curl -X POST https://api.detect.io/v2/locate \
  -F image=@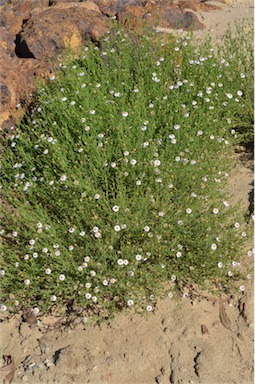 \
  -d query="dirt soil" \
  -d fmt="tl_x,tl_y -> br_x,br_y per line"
0,1 -> 254,383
